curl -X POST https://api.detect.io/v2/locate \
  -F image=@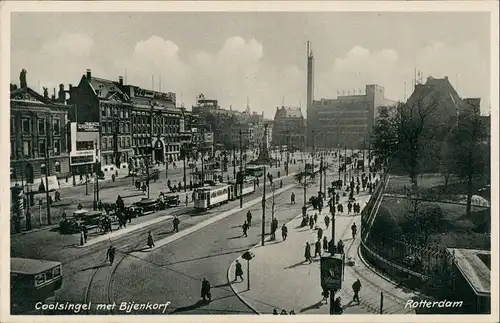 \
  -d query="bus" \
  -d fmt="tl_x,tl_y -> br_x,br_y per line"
11,258 -> 62,313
